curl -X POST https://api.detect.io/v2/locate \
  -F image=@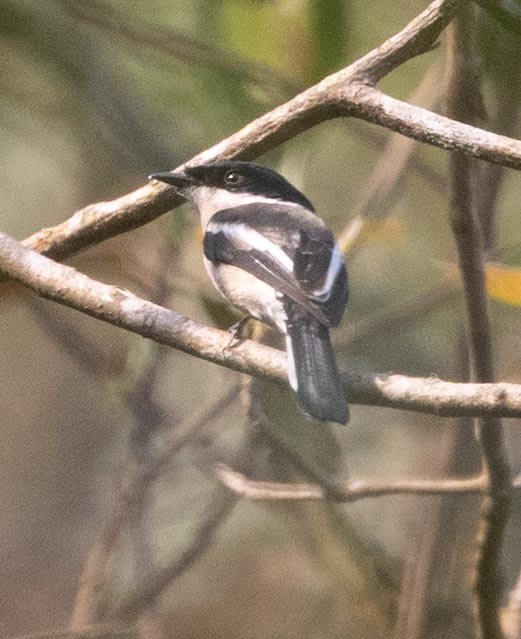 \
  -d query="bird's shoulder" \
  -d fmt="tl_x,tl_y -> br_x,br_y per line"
206,202 -> 331,248
204,202 -> 347,326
